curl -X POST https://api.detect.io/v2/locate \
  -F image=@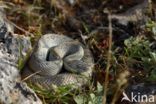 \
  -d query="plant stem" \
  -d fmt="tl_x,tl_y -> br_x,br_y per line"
103,13 -> 112,104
